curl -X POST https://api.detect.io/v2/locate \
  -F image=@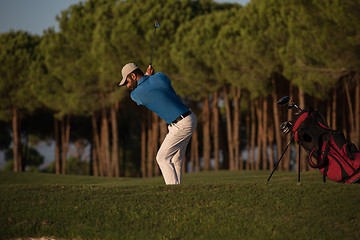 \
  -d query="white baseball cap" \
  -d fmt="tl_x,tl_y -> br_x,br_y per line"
119,63 -> 139,86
